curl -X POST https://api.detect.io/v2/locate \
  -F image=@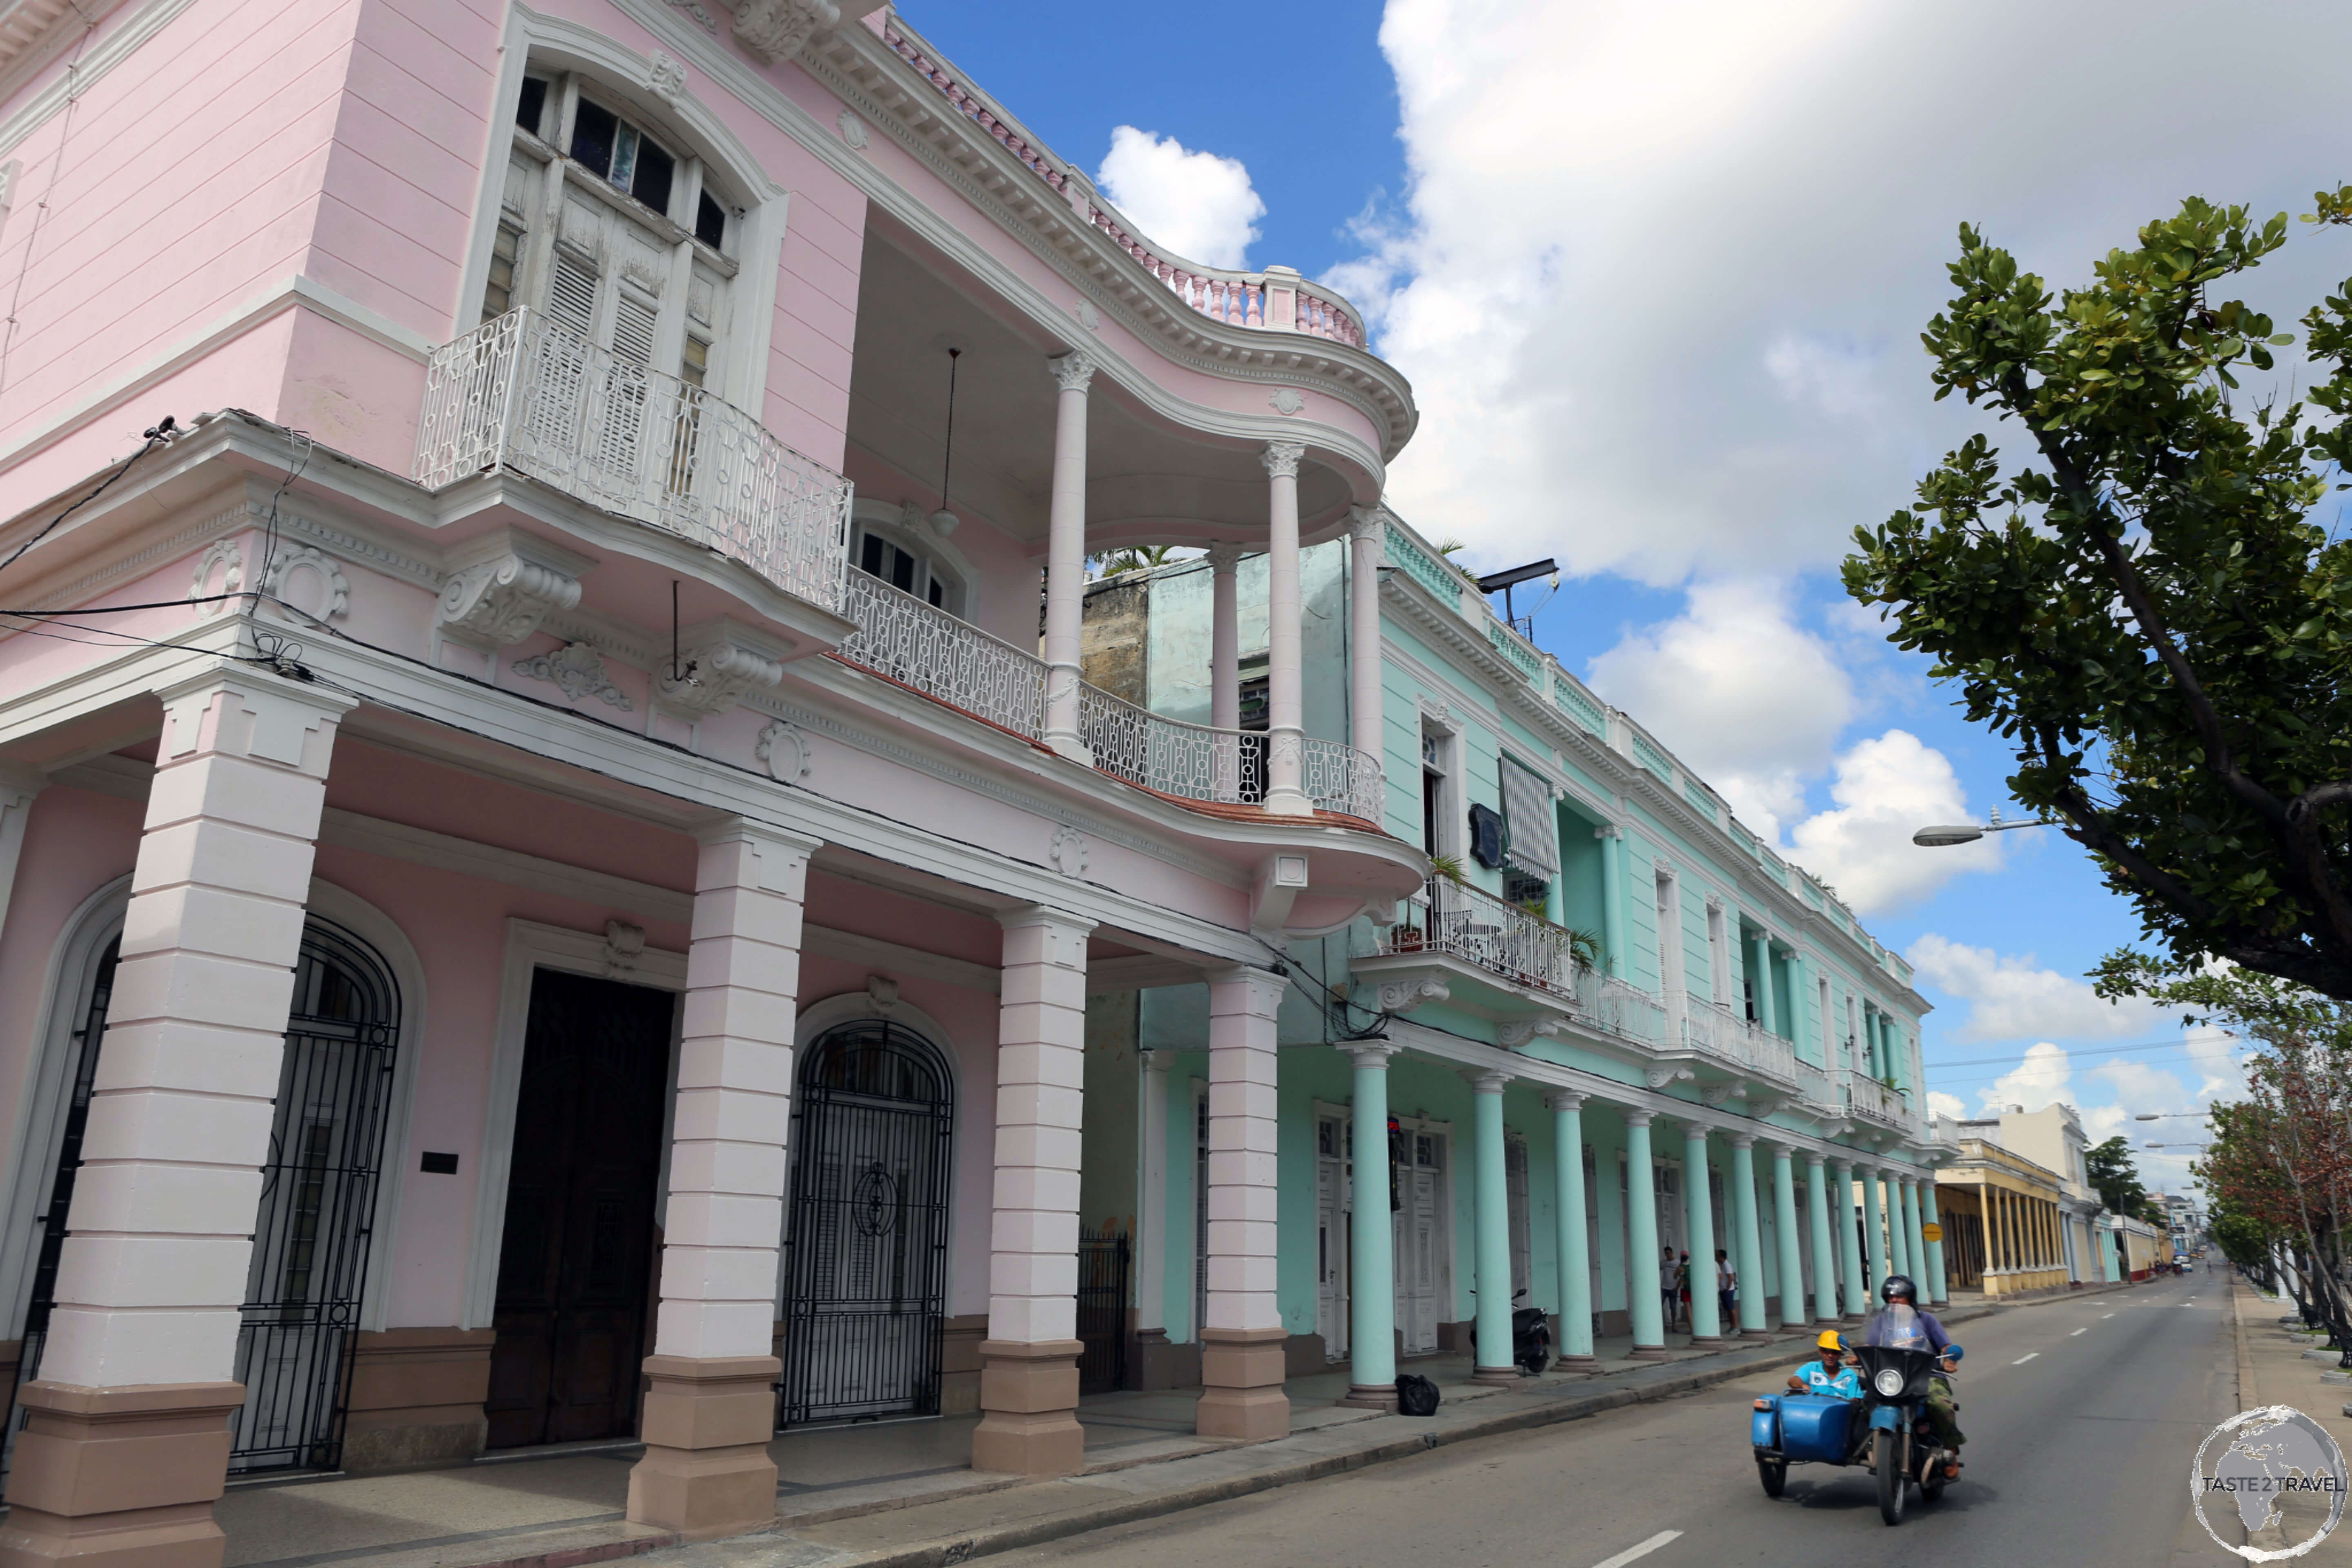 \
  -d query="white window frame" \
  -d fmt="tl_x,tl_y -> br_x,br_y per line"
850,500 -> 977,620
1653,866 -> 1684,999
458,10 -> 789,415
